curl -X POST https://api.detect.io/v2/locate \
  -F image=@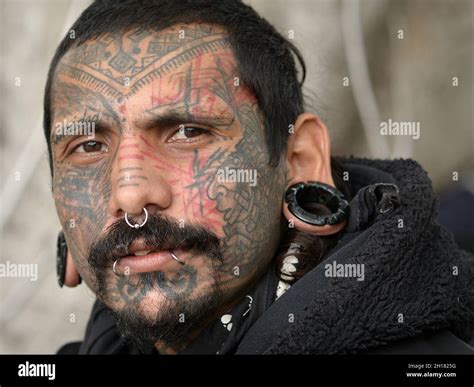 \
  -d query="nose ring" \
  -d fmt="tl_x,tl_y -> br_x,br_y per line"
125,208 -> 149,229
